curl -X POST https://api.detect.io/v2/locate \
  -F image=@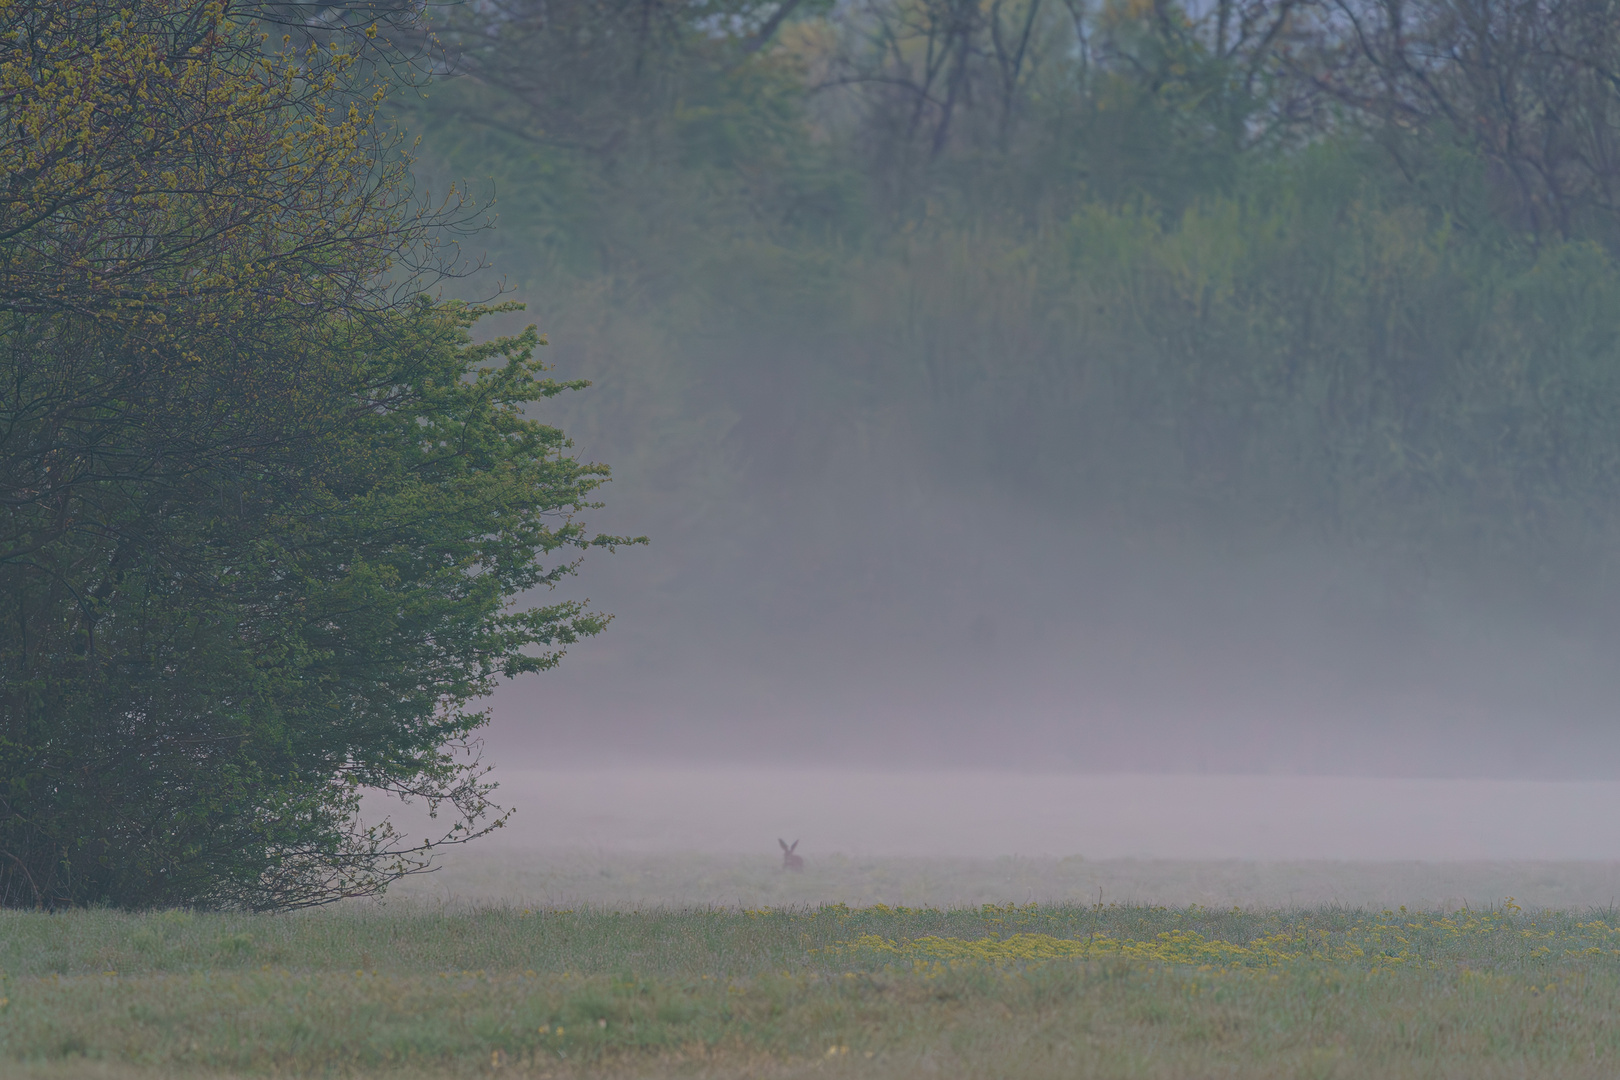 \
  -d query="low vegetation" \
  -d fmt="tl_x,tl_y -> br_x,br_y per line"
6,899 -> 1620,1077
